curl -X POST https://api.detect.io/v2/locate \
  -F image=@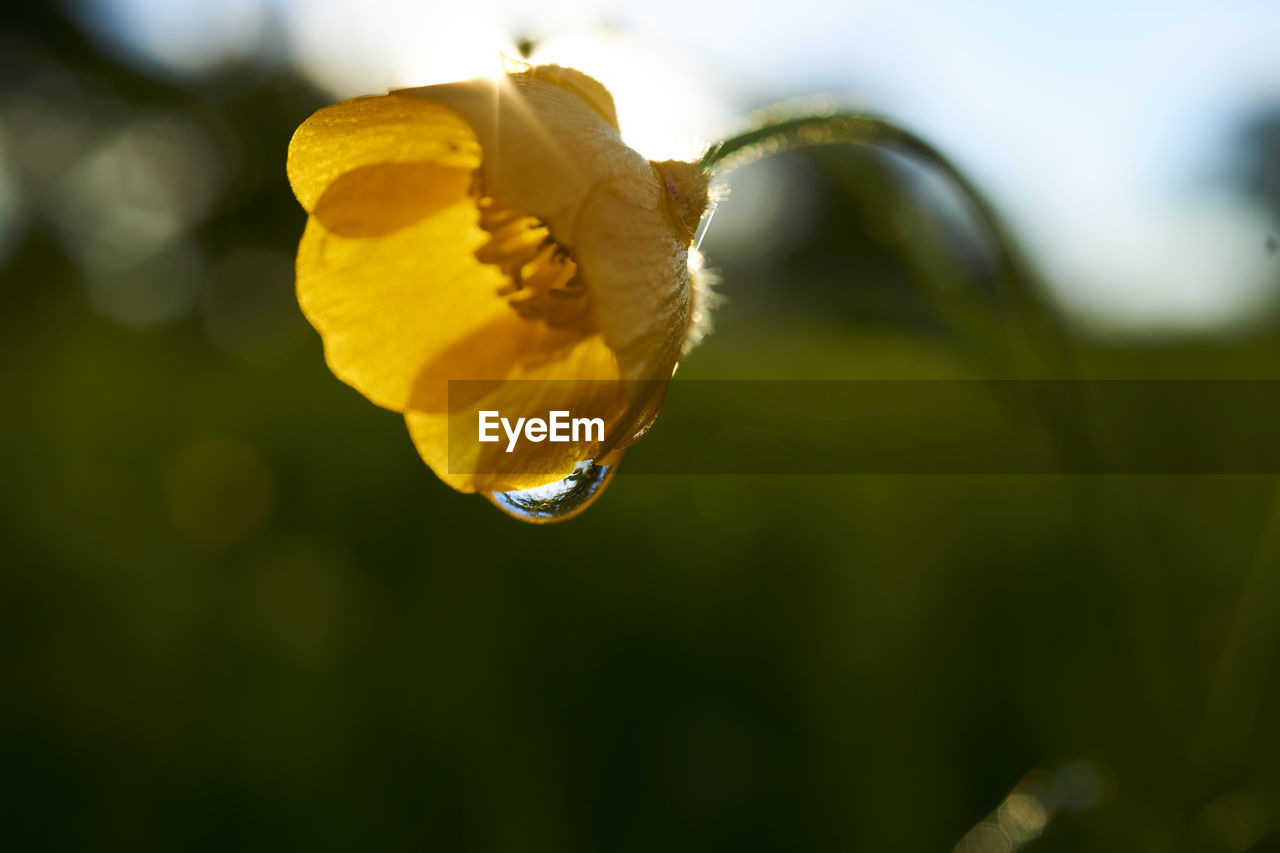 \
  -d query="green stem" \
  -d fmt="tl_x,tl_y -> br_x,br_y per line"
701,112 -> 1074,378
